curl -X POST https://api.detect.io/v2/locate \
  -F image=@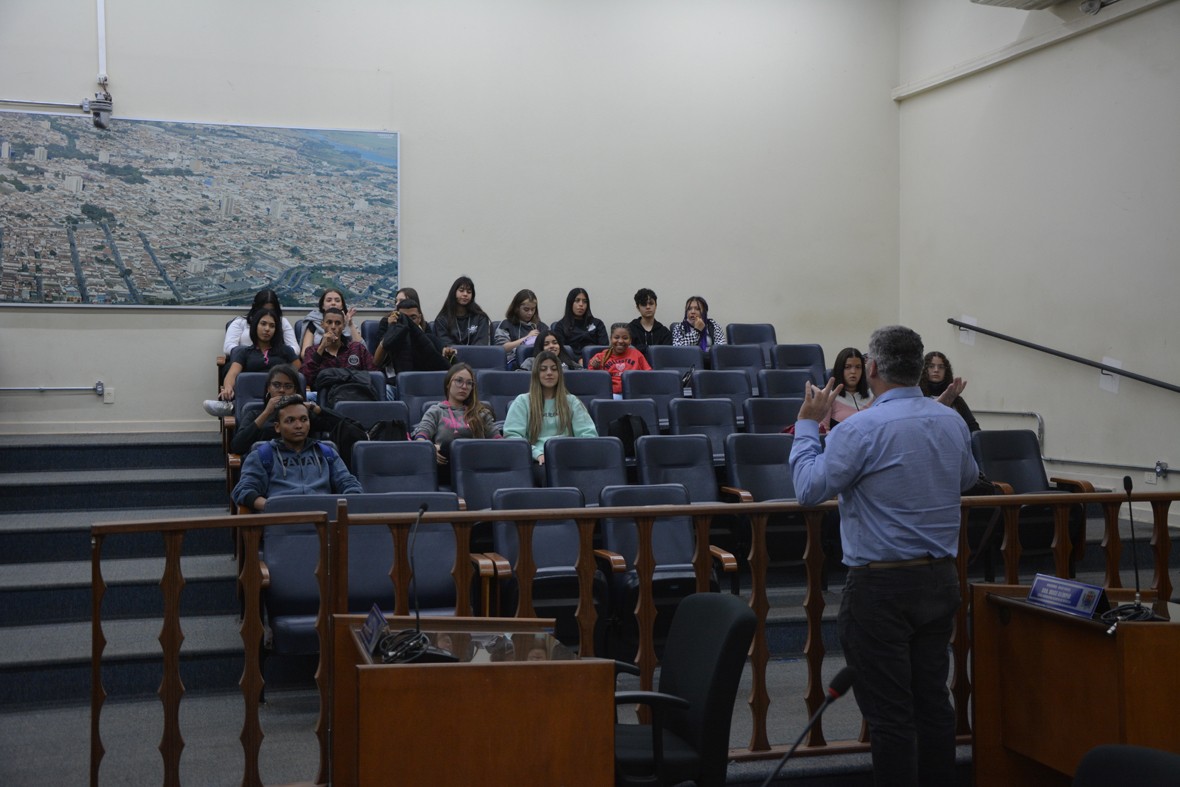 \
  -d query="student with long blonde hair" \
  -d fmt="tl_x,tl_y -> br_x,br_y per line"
503,351 -> 596,465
